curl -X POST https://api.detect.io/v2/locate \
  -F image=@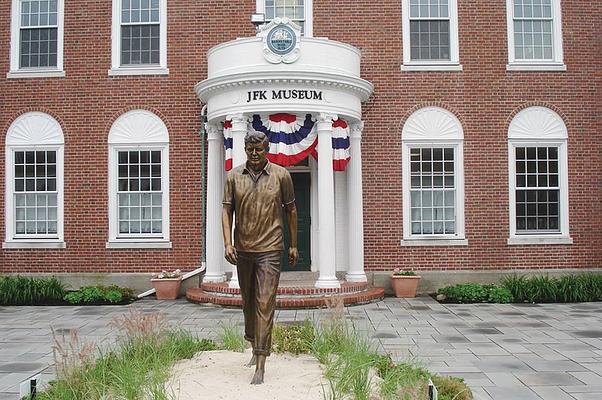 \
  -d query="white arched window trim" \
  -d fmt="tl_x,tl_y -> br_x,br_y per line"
107,110 -> 171,248
507,106 -> 571,245
401,107 -> 467,246
4,112 -> 65,249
